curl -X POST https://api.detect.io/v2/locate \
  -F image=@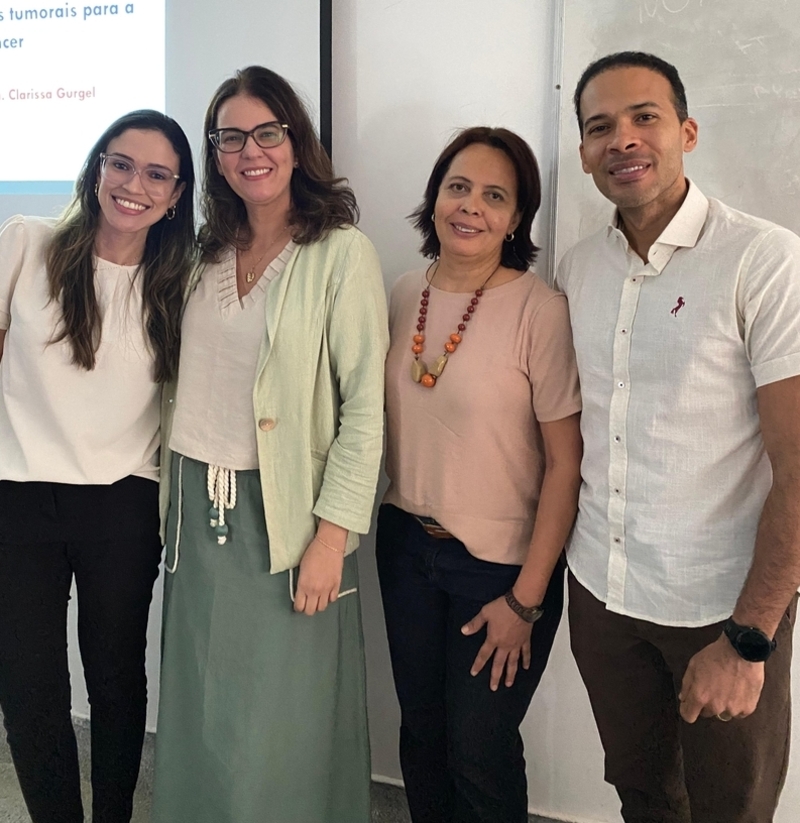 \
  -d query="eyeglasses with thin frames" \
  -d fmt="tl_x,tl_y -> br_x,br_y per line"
208,121 -> 290,153
99,153 -> 180,196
